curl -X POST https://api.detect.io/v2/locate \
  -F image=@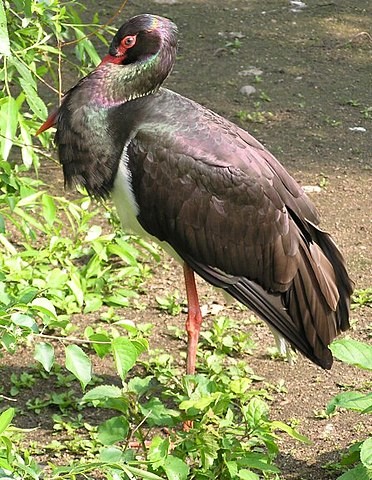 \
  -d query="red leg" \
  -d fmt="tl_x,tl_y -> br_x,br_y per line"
183,263 -> 203,375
